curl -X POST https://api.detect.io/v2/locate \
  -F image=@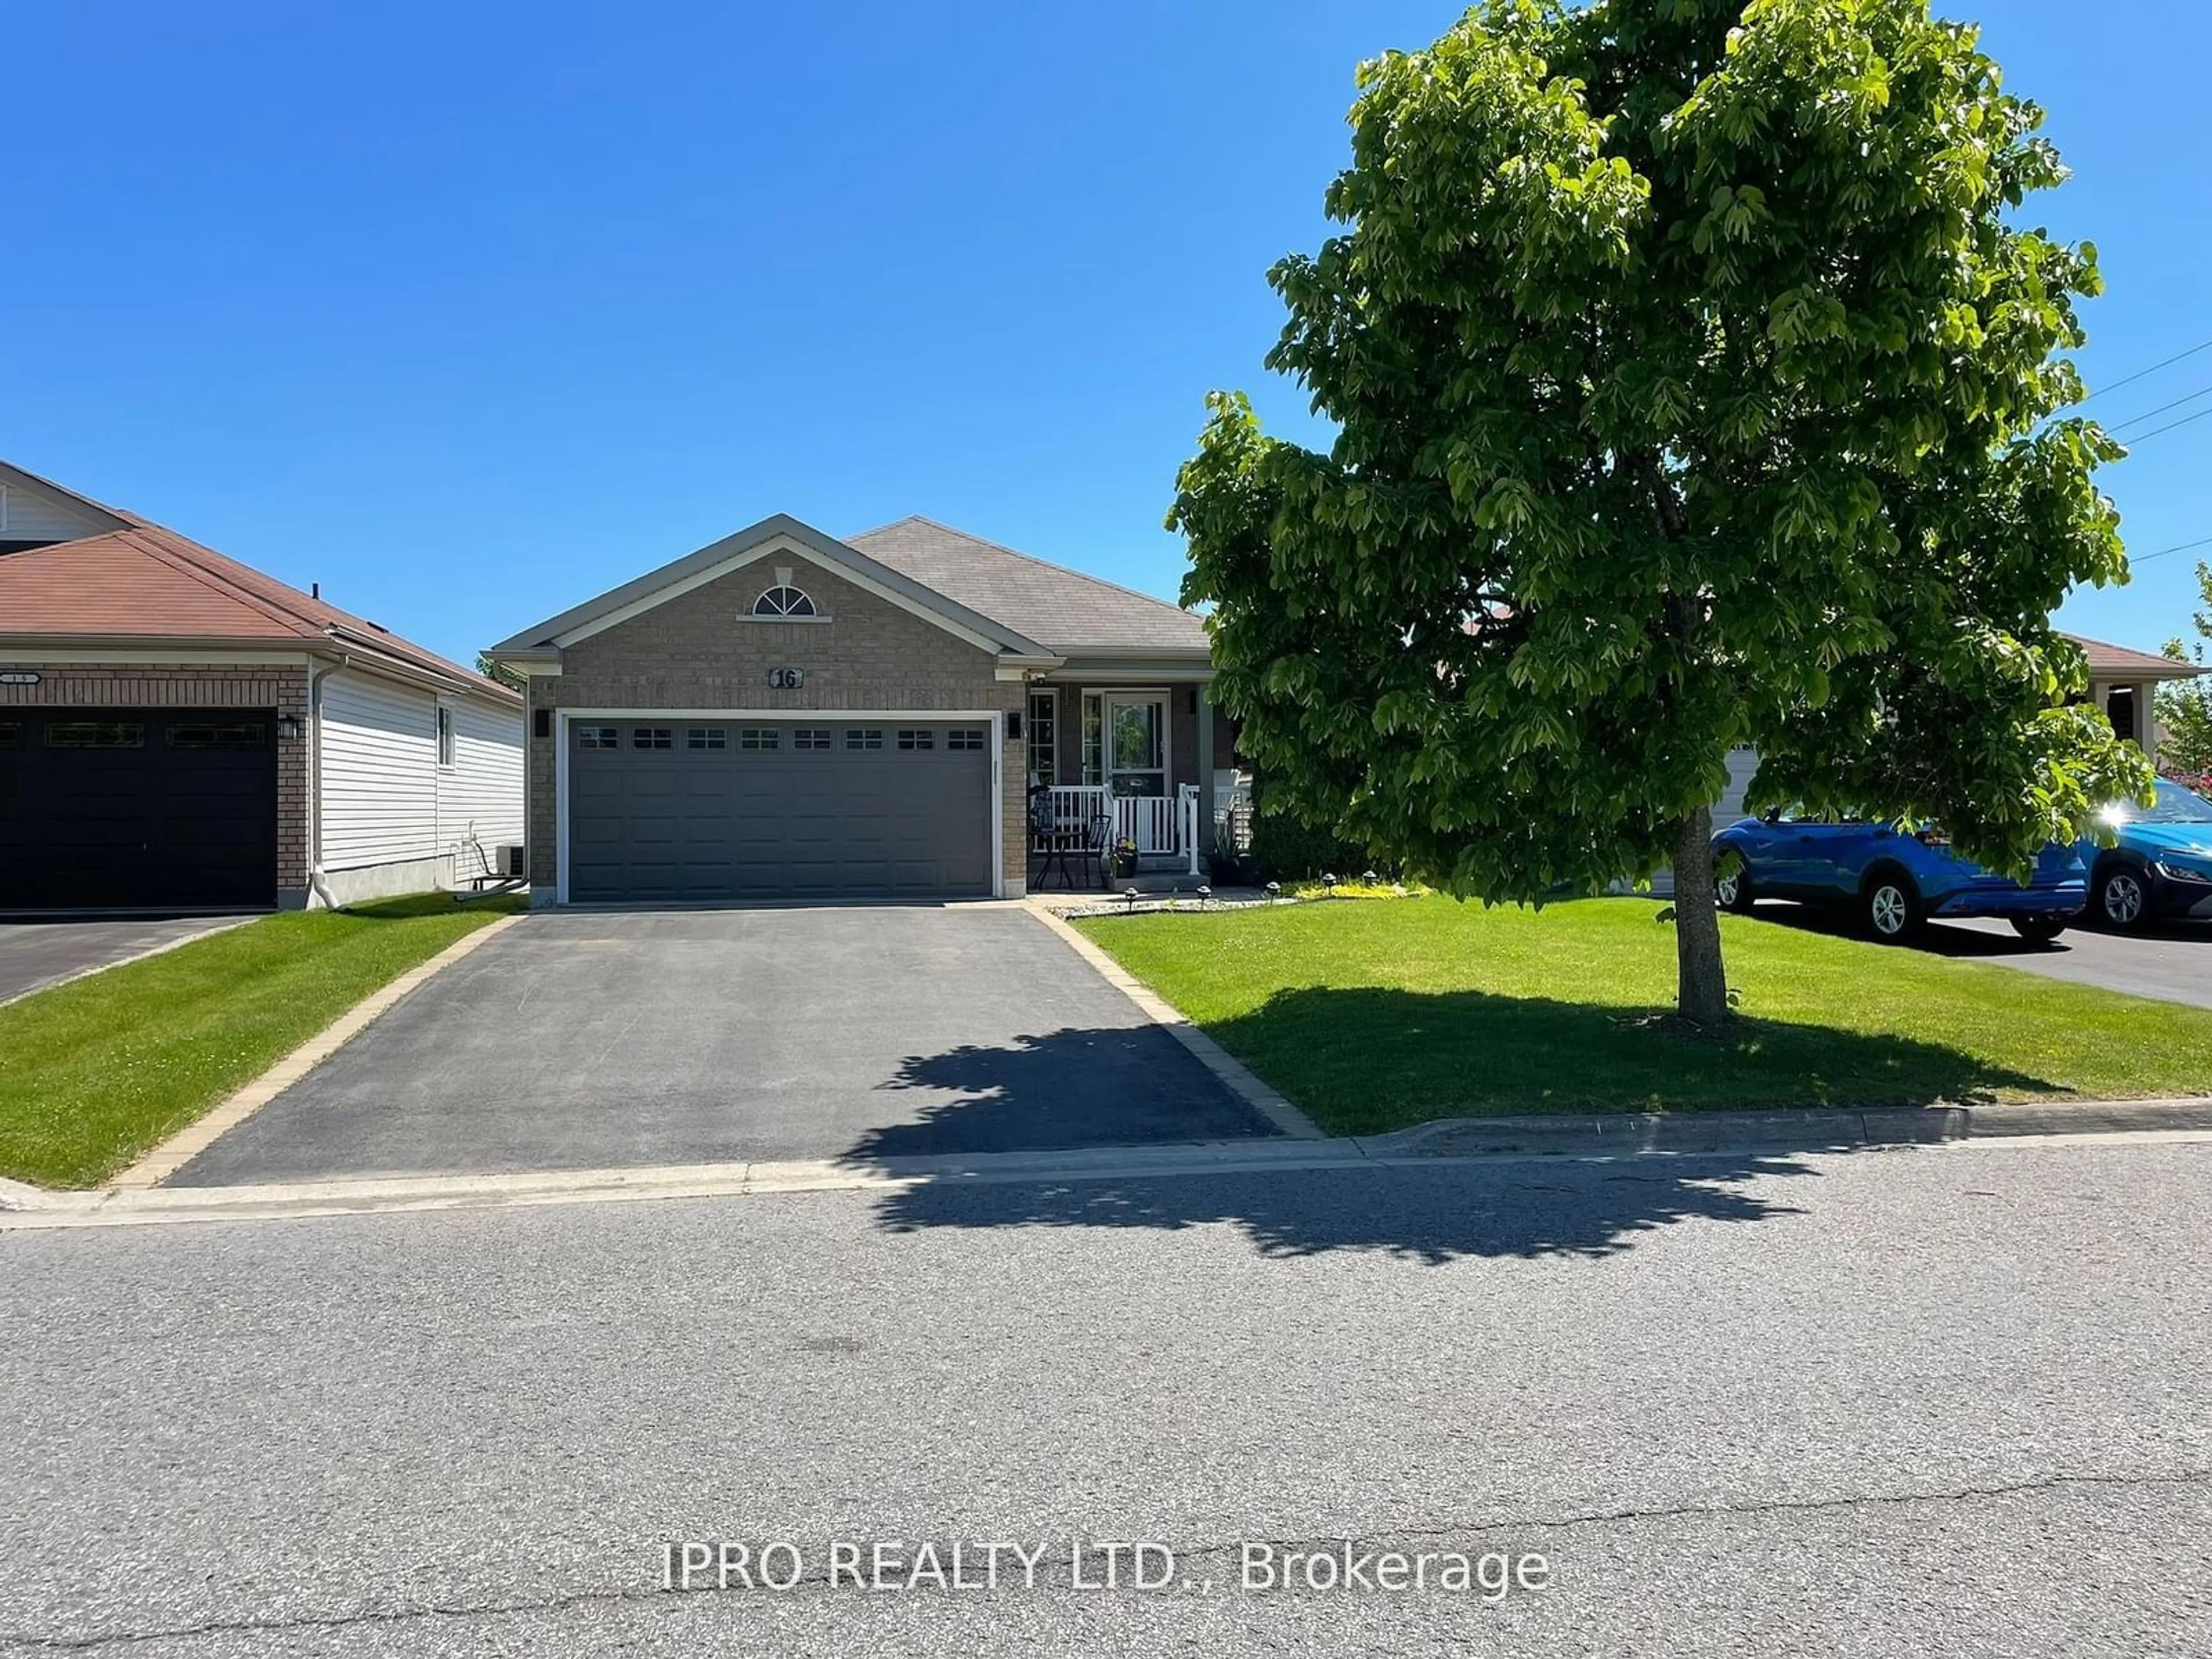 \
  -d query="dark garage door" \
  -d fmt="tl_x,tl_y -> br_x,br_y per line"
568,719 -> 994,902
0,709 -> 279,910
